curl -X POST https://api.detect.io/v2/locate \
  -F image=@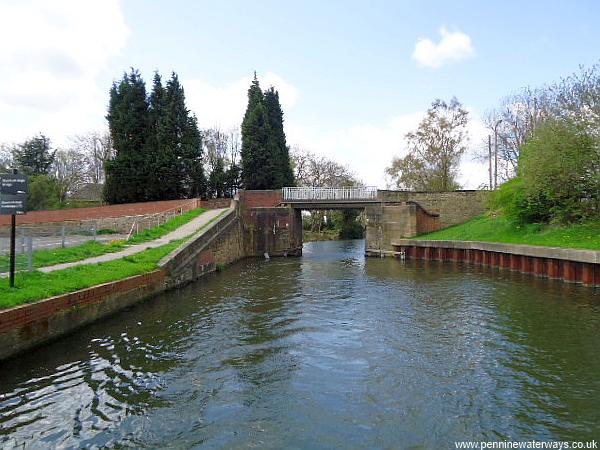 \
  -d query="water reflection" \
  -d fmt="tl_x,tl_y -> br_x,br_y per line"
1,240 -> 599,448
